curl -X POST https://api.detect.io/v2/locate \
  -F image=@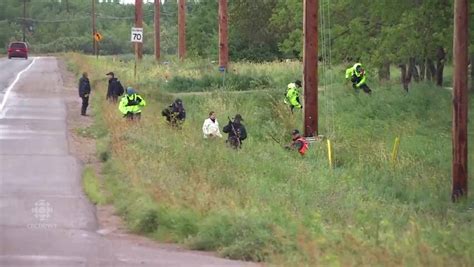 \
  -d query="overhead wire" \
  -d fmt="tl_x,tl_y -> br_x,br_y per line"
326,0 -> 335,141
319,0 -> 336,165
319,0 -> 329,137
17,16 -> 89,23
